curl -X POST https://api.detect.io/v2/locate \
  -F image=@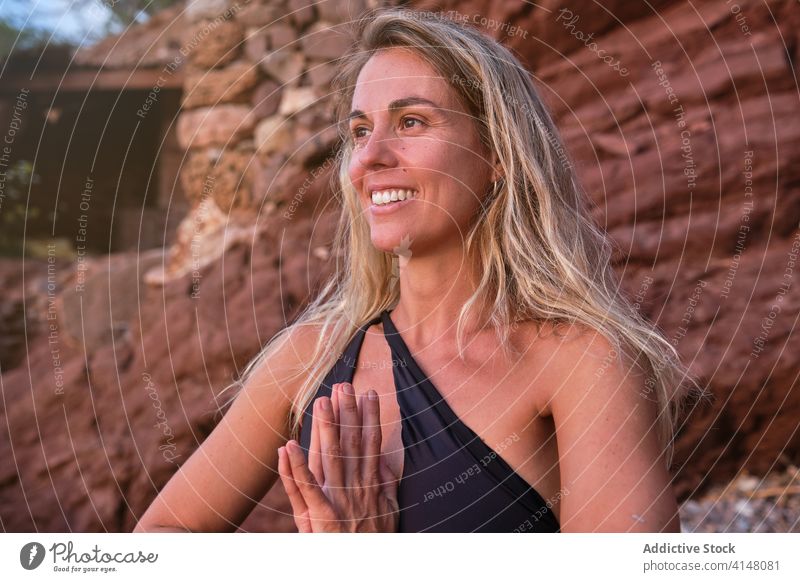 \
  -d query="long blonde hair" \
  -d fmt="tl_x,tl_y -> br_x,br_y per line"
218,6 -> 706,469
